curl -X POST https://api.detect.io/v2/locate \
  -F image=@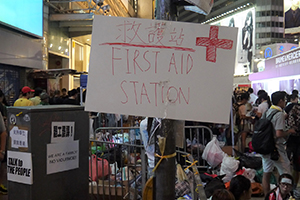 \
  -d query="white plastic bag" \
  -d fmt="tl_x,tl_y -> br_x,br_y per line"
220,154 -> 239,183
202,137 -> 225,168
110,162 -> 119,175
